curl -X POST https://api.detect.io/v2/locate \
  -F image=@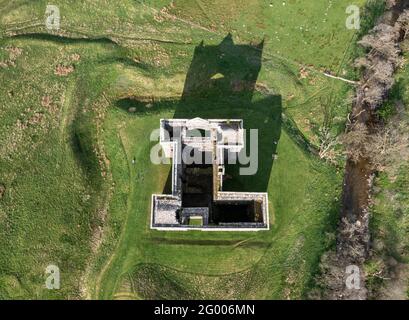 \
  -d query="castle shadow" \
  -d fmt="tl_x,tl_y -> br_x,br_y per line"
163,34 -> 282,194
